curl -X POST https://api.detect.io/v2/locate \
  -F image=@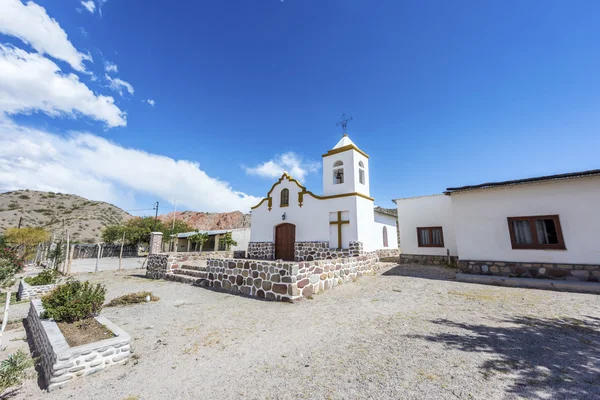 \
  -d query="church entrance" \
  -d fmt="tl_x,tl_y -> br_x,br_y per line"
275,223 -> 296,261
